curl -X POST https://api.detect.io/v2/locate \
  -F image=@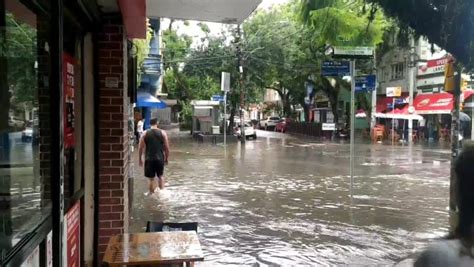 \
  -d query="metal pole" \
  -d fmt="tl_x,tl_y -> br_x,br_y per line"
408,37 -> 416,144
350,59 -> 356,197
224,91 -> 227,146
371,48 -> 377,130
450,66 -> 462,230
392,98 -> 395,145
237,25 -> 245,145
